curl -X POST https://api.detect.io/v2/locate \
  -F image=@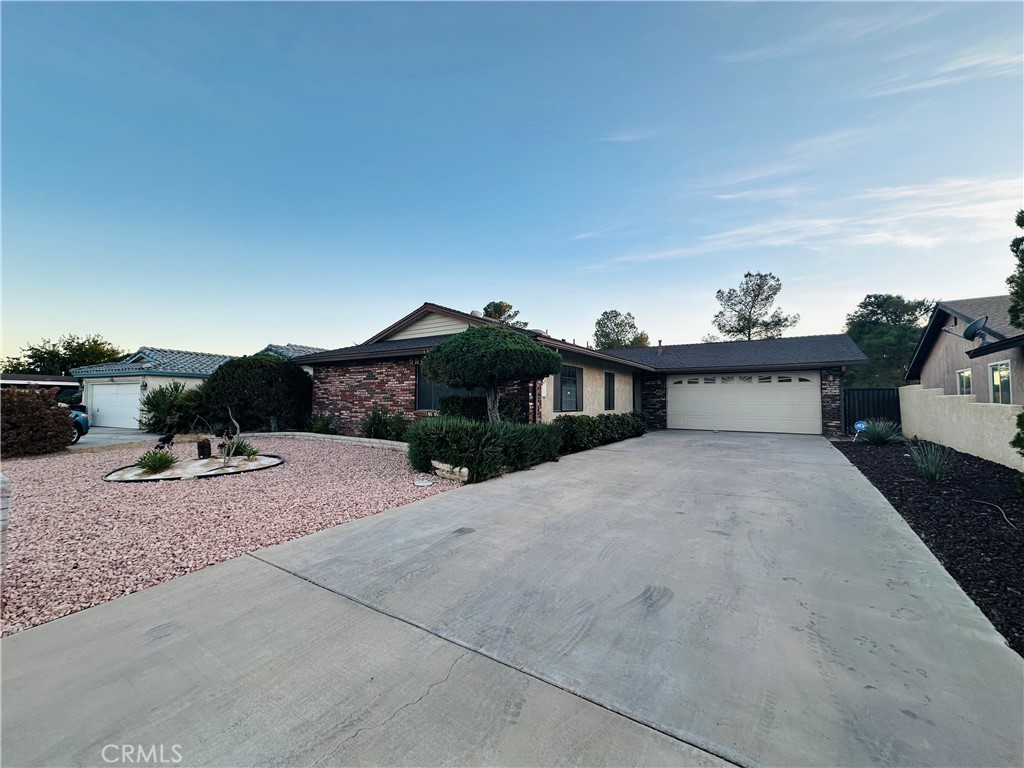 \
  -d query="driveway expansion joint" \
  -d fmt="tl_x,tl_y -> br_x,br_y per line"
245,552 -> 749,768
